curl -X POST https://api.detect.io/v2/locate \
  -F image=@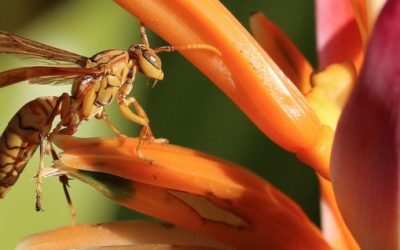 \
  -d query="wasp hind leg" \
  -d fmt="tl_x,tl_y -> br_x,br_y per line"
47,129 -> 77,224
117,97 -> 168,161
45,127 -> 77,224
40,93 -> 76,223
35,134 -> 46,211
47,143 -> 76,225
